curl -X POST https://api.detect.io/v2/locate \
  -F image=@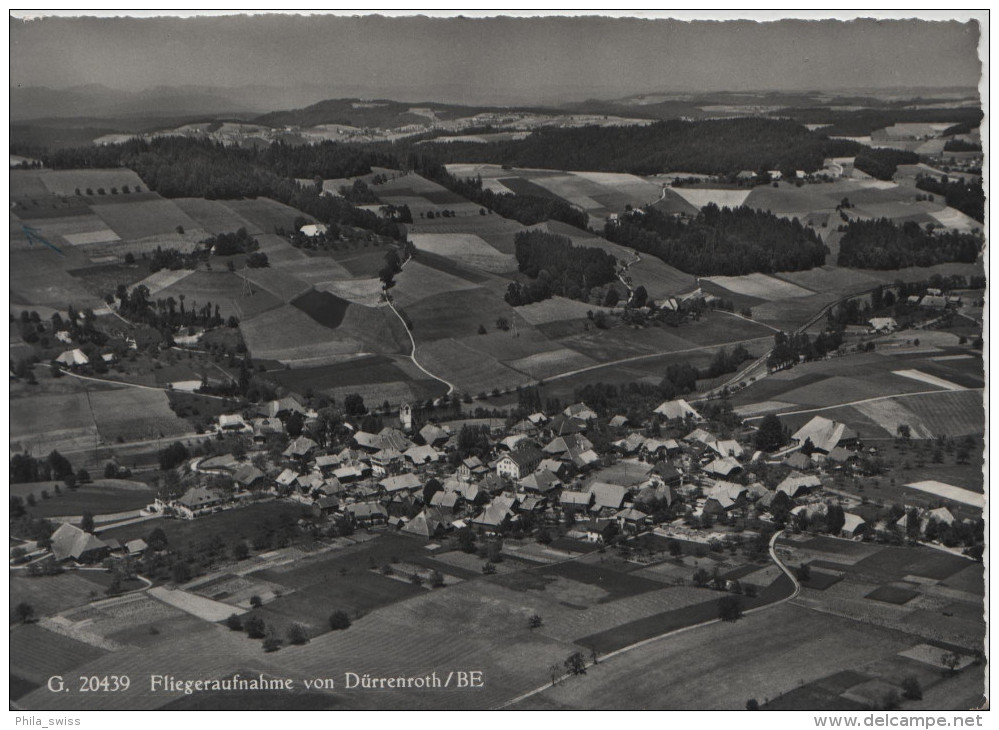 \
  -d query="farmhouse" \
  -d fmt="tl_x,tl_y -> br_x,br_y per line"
419,423 -> 449,446
283,436 -> 318,460
402,508 -> 448,539
299,223 -> 329,237
55,348 -> 89,368
571,519 -> 618,544
654,399 -> 701,421
458,456 -> 489,480
519,469 -> 561,494
380,473 -> 422,495
218,413 -> 249,432
868,317 -> 898,334
563,402 -> 598,421
471,494 -> 519,530
173,486 -> 228,519
791,416 -> 857,455
543,433 -> 592,456
495,448 -> 543,480
776,474 -> 822,498
587,481 -> 629,514
404,444 -> 440,465
703,457 -> 742,478
347,501 -> 388,526
50,523 -> 110,563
